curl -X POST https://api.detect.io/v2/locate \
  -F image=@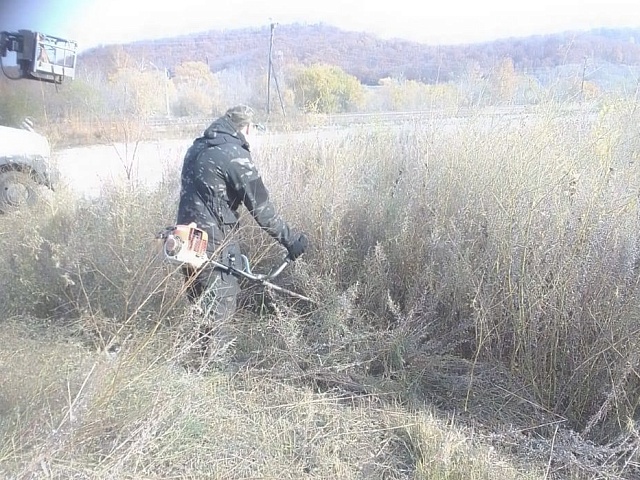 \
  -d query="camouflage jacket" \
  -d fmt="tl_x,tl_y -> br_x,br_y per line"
176,116 -> 295,251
